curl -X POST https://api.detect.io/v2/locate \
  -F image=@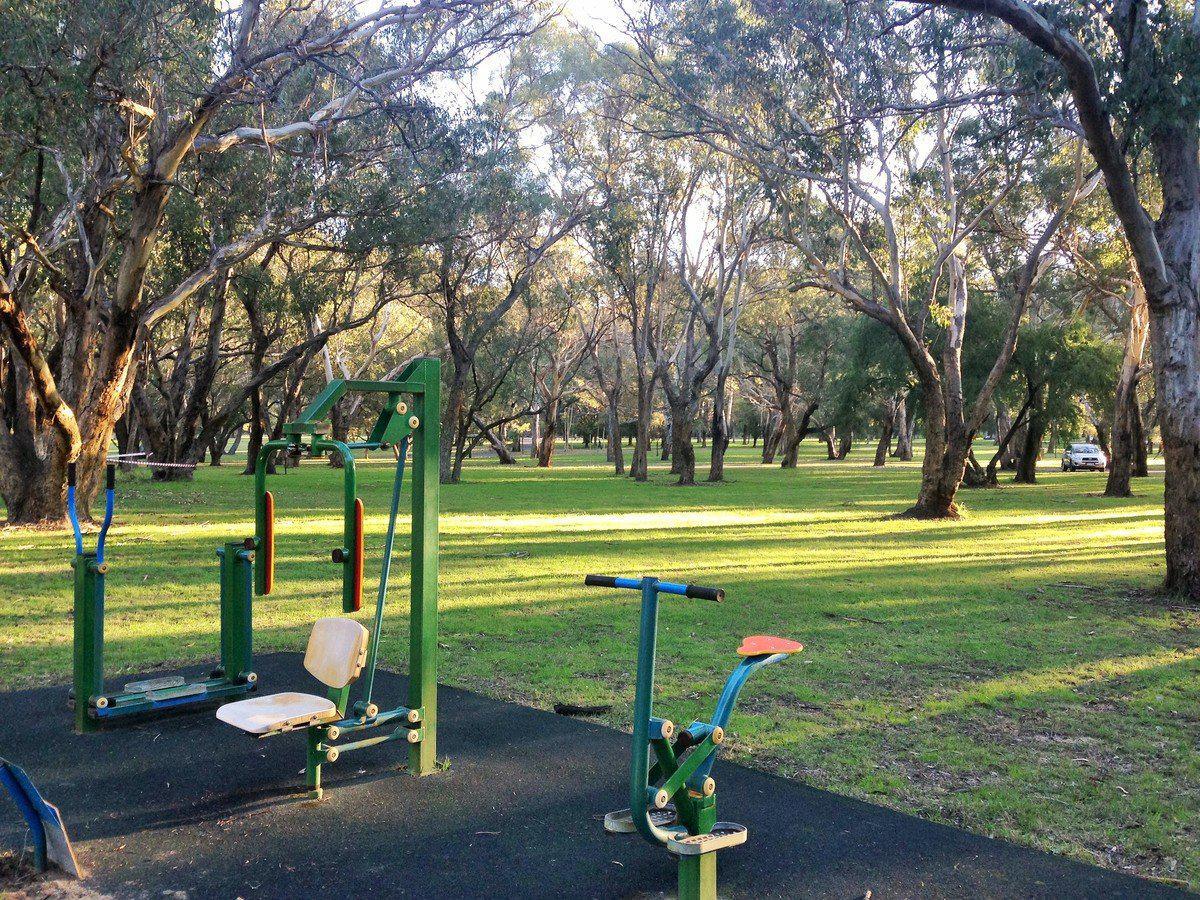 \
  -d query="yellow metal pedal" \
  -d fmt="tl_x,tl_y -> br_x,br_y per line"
667,822 -> 747,856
